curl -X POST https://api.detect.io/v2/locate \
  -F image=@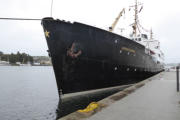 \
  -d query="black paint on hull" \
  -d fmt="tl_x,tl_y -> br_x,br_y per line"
41,18 -> 164,95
